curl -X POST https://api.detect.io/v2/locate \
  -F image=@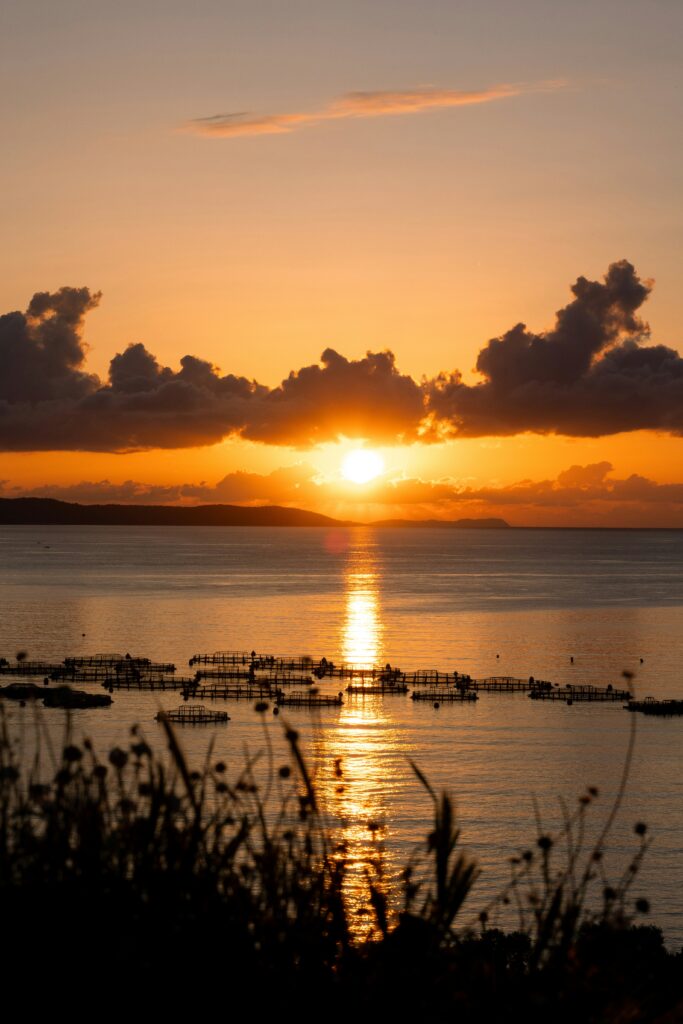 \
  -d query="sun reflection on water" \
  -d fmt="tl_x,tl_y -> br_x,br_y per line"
342,574 -> 382,668
314,536 -> 406,935
341,531 -> 384,668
